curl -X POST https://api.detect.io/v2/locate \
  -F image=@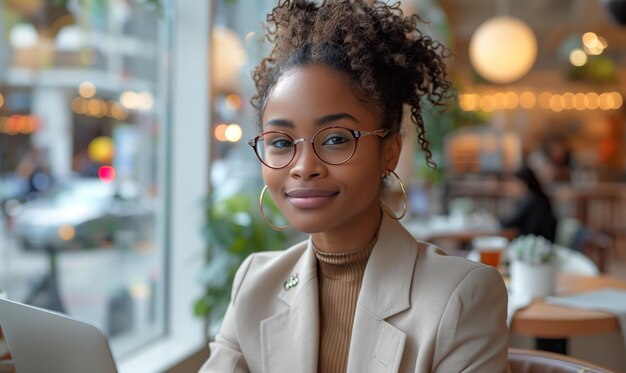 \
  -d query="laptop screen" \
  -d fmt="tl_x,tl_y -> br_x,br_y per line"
0,298 -> 118,373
